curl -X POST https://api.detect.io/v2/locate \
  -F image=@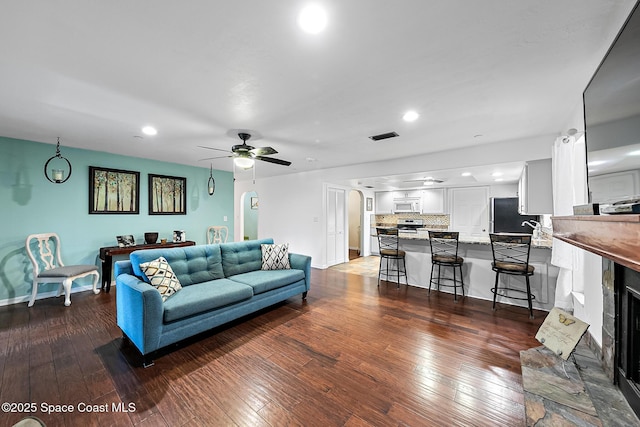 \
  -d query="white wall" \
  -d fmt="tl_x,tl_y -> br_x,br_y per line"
235,134 -> 554,269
